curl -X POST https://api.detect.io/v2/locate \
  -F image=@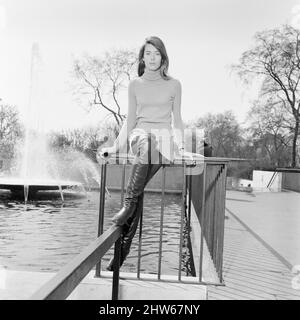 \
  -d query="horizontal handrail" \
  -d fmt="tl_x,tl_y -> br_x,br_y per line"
273,167 -> 300,173
30,225 -> 122,300
97,152 -> 249,166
